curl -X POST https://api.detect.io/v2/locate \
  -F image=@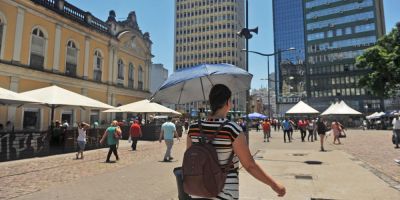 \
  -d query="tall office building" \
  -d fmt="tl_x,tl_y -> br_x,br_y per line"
304,0 -> 385,112
273,0 -> 307,115
174,0 -> 246,114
